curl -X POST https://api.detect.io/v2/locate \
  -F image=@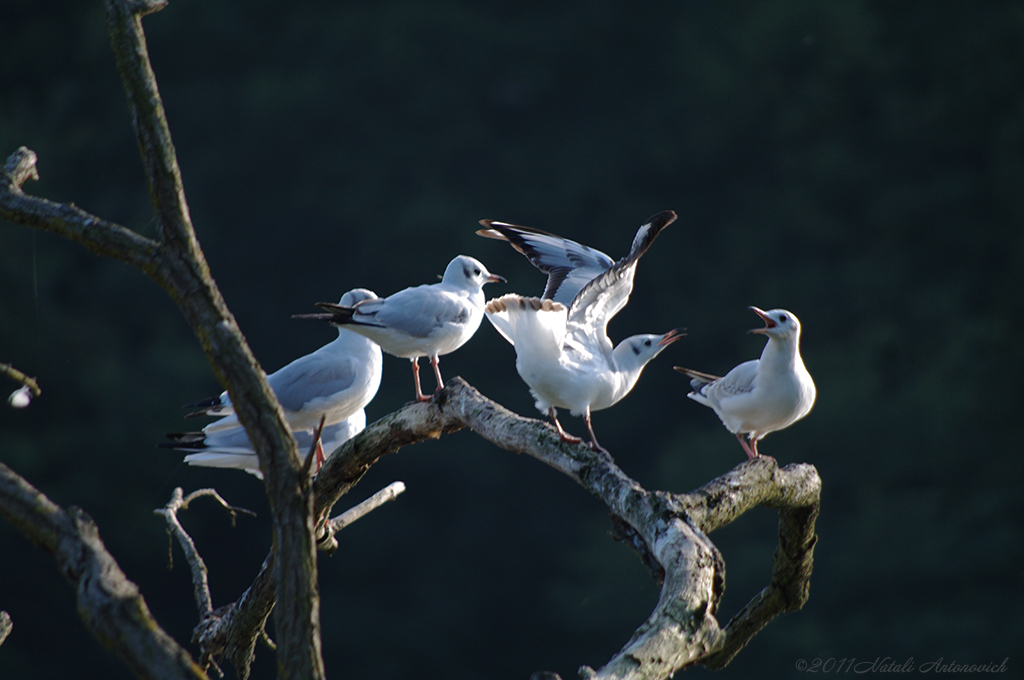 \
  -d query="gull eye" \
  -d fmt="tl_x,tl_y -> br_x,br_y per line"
779,314 -> 789,323
644,339 -> 652,346
474,268 -> 481,276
